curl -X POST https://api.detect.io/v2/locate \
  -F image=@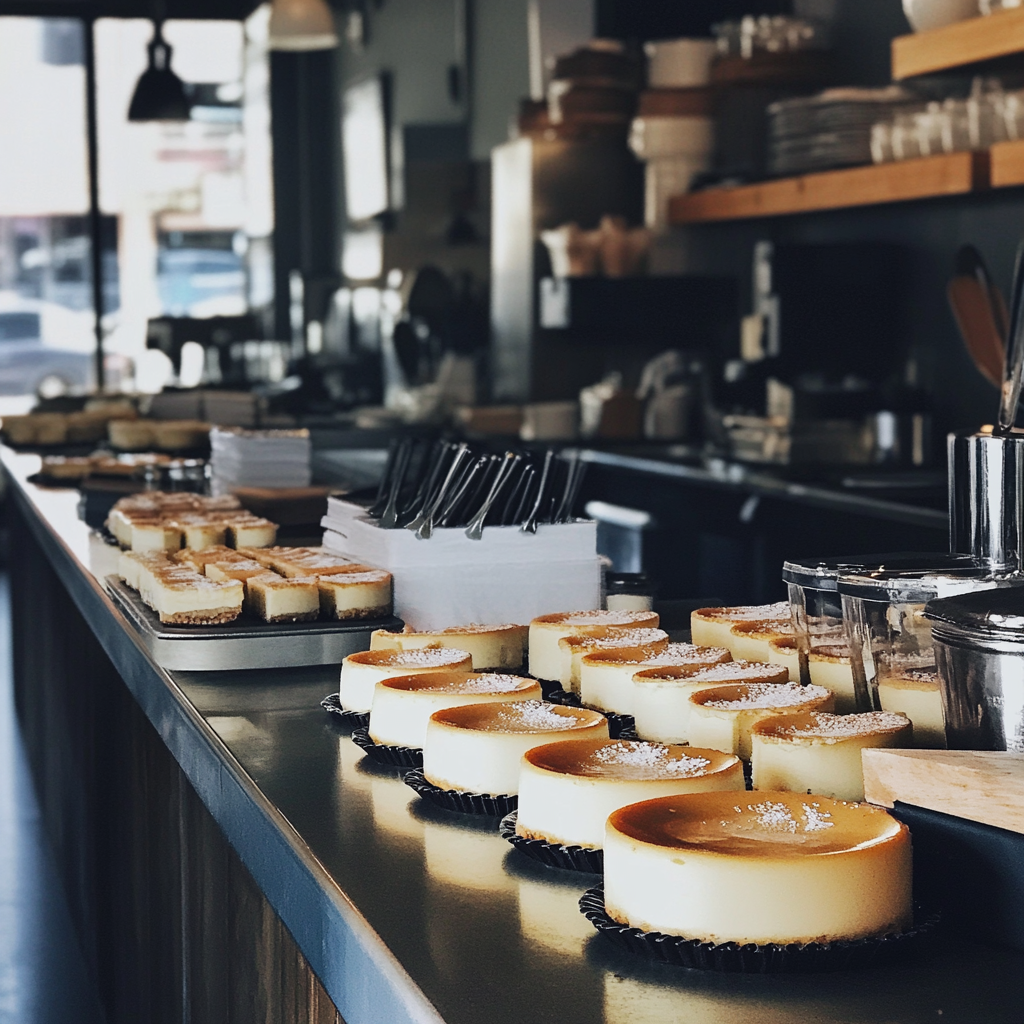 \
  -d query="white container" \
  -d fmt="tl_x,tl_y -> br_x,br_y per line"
630,116 -> 714,160
902,0 -> 978,31
321,499 -> 602,630
644,38 -> 717,88
643,158 -> 710,231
